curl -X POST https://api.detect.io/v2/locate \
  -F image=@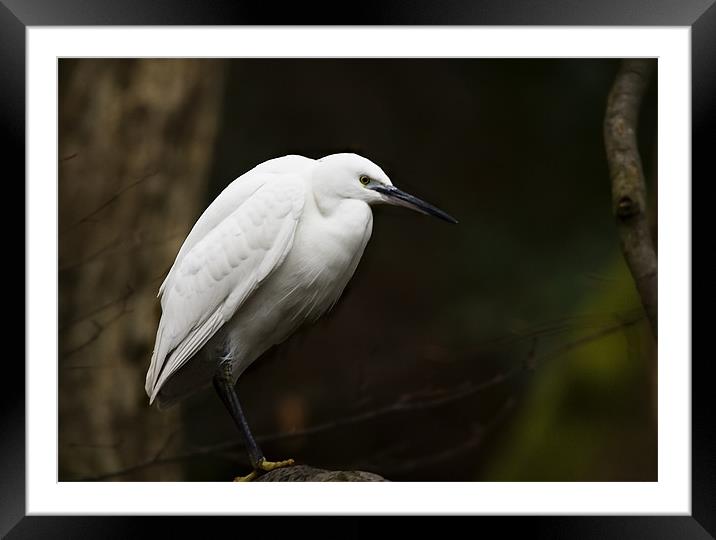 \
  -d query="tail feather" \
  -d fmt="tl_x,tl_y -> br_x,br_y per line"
146,322 -> 171,404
